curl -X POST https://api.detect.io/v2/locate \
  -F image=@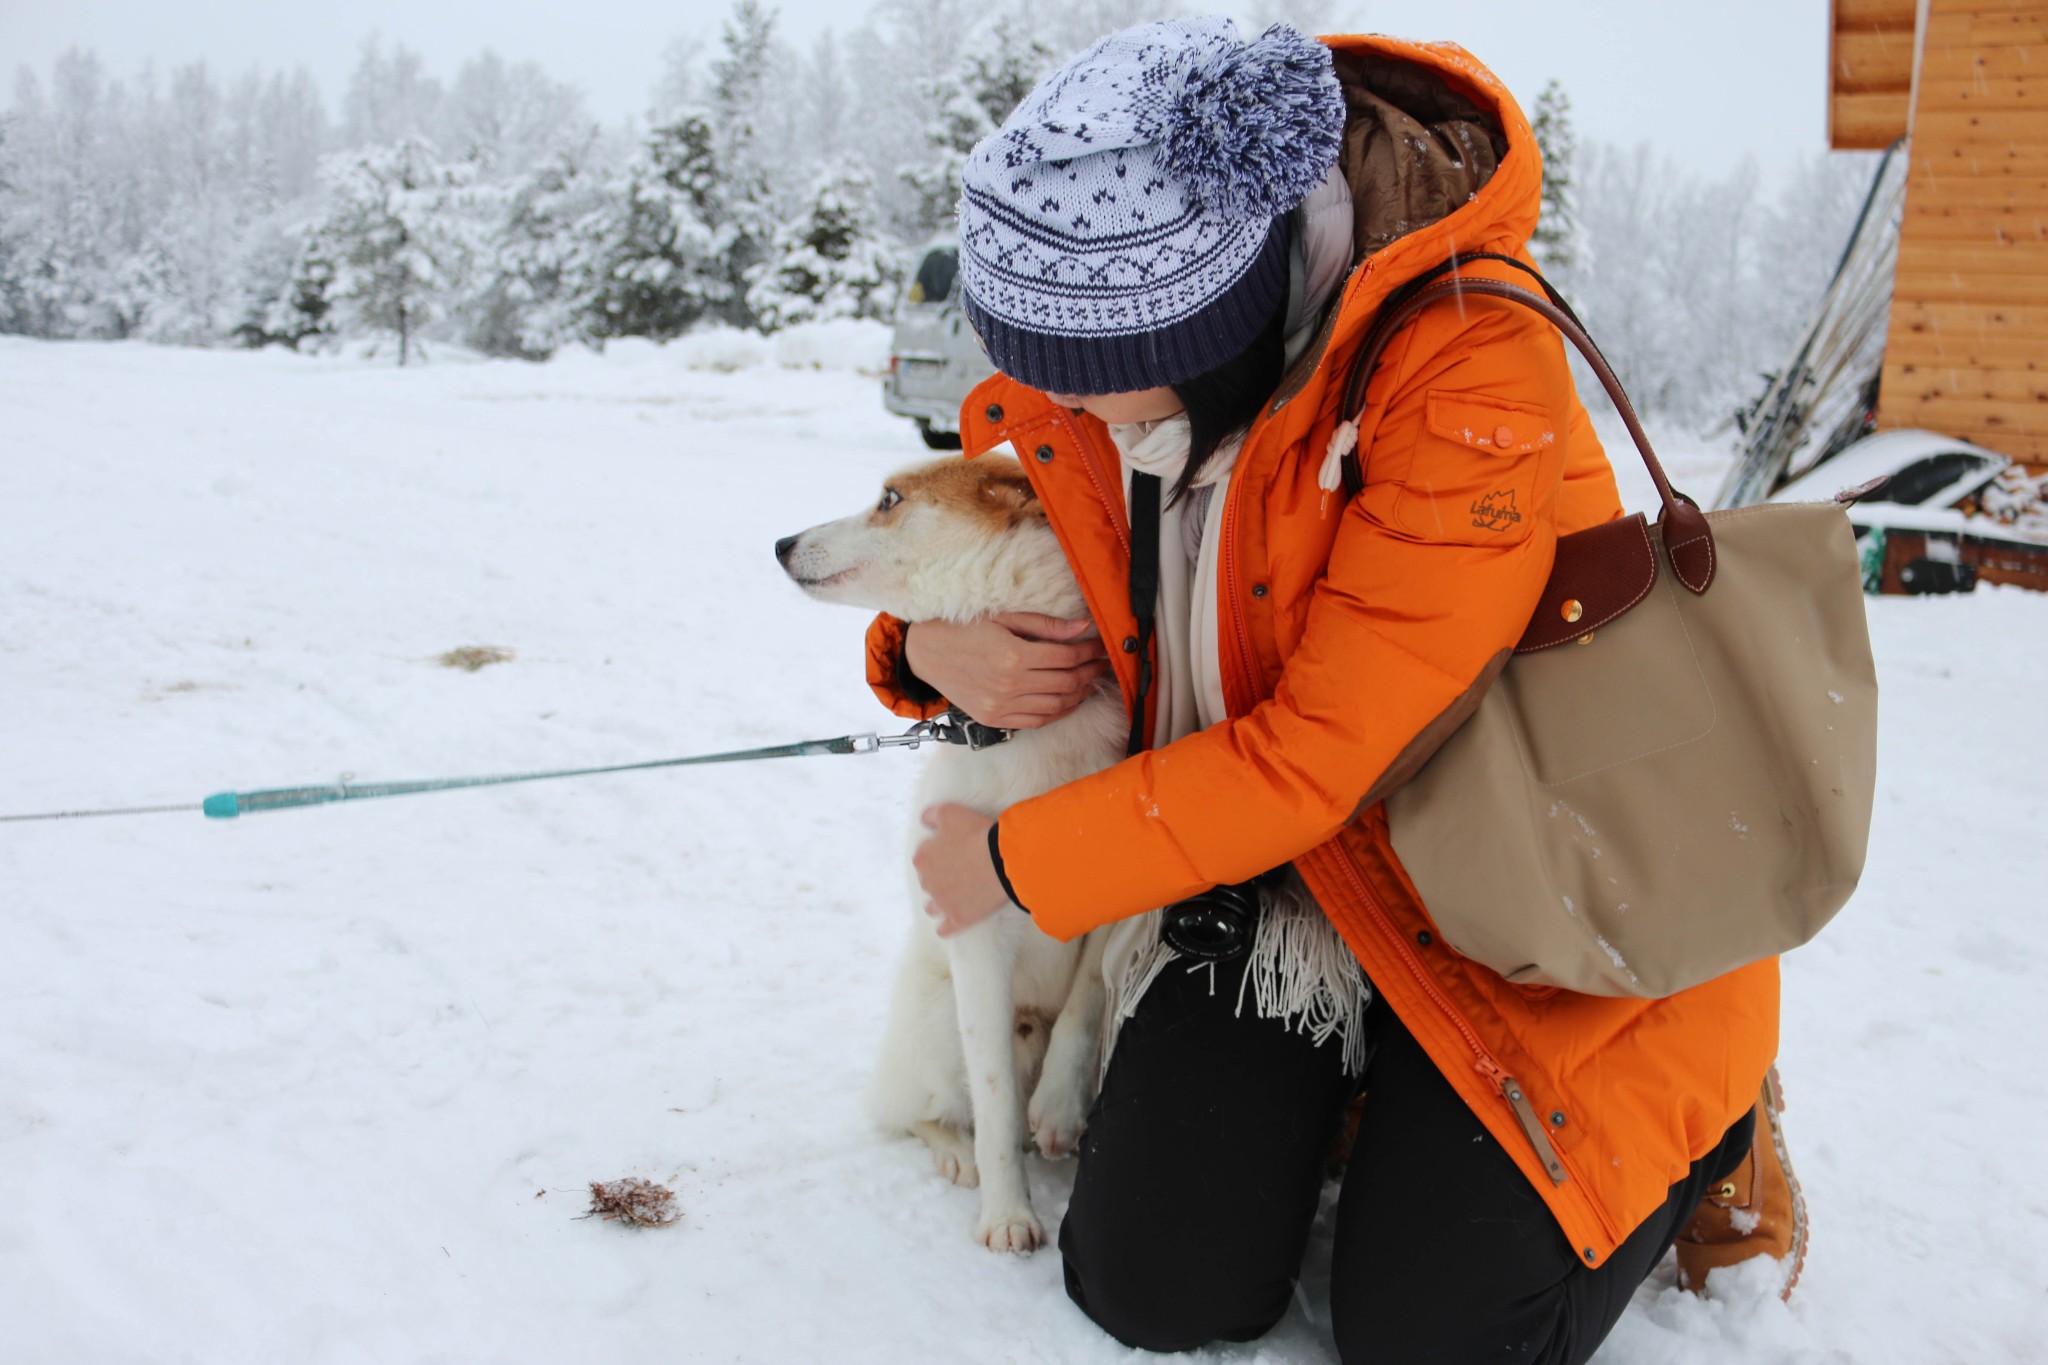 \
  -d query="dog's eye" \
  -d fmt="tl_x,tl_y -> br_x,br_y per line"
877,487 -> 902,513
